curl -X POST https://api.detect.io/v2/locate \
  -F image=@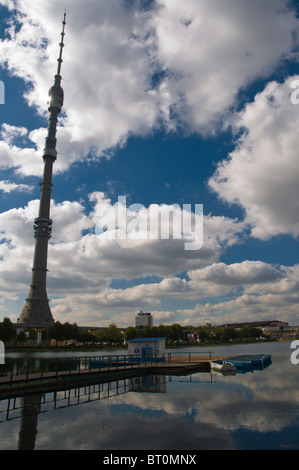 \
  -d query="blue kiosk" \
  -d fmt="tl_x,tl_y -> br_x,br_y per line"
127,337 -> 166,362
